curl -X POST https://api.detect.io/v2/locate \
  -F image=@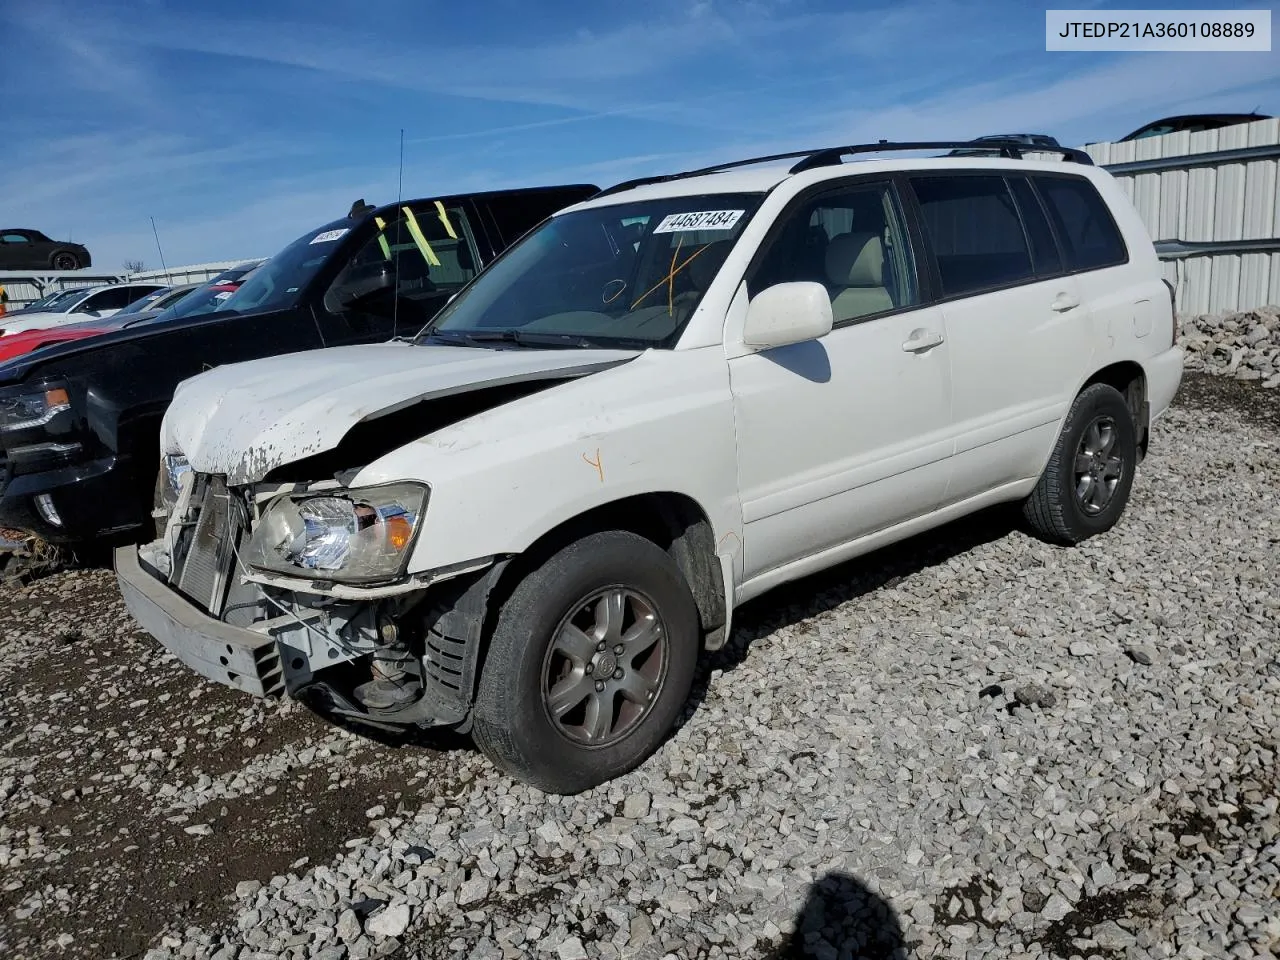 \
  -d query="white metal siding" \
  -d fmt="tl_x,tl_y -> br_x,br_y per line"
1086,118 -> 1280,315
